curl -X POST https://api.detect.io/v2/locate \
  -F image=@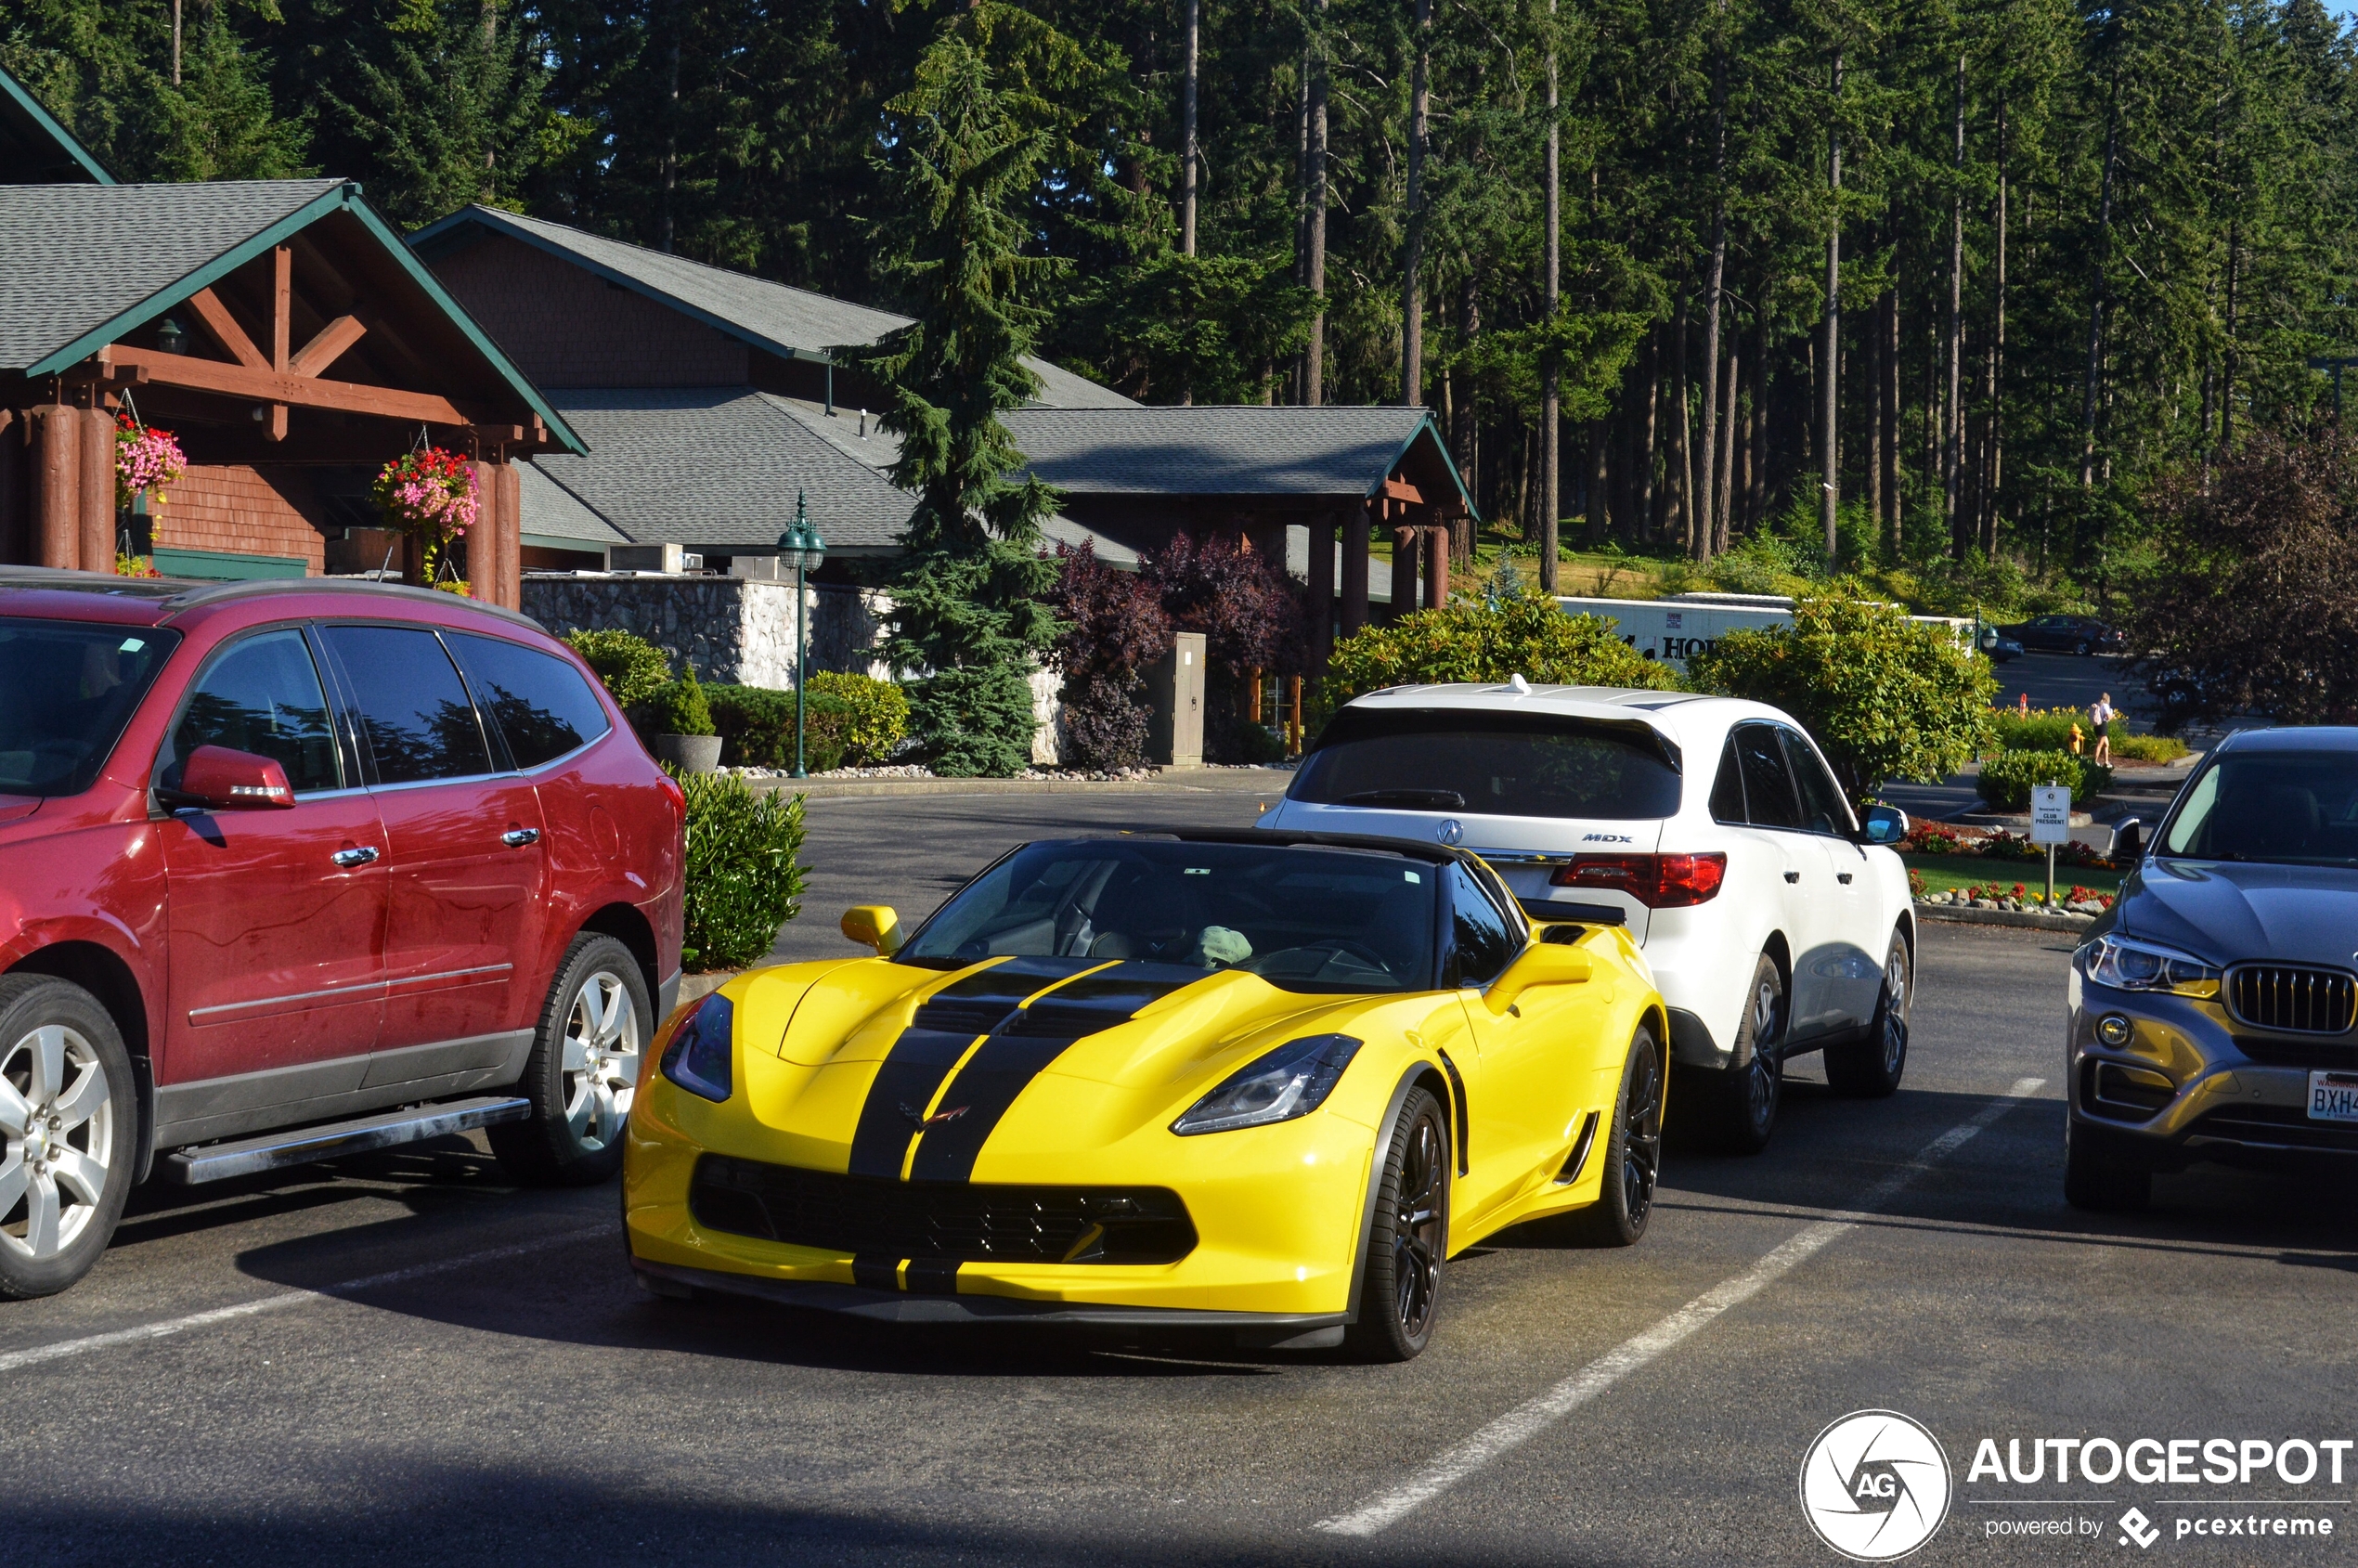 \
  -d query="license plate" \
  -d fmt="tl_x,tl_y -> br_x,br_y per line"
2307,1071 -> 2358,1123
